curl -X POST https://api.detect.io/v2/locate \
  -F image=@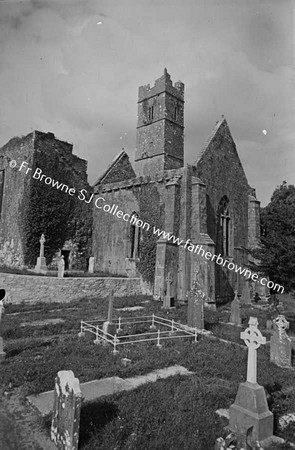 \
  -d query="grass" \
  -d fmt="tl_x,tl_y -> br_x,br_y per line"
1,293 -> 295,448
0,265 -> 127,278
